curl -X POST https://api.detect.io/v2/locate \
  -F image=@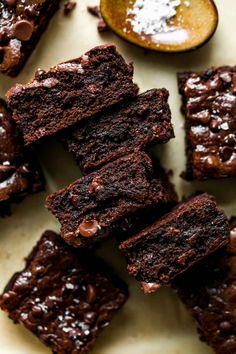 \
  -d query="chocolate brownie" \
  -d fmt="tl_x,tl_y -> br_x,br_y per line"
119,193 -> 229,294
178,66 -> 236,180
0,99 -> 44,213
0,0 -> 60,77
46,151 -> 177,248
175,218 -> 236,354
64,88 -> 174,174
0,230 -> 128,354
6,44 -> 139,145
